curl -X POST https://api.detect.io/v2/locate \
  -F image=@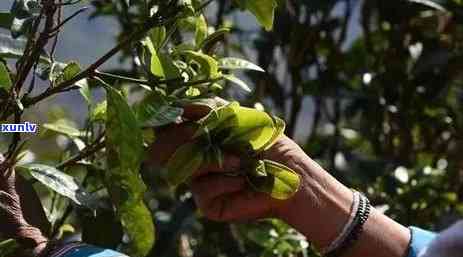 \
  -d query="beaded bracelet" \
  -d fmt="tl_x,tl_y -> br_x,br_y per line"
320,191 -> 361,254
325,192 -> 371,257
